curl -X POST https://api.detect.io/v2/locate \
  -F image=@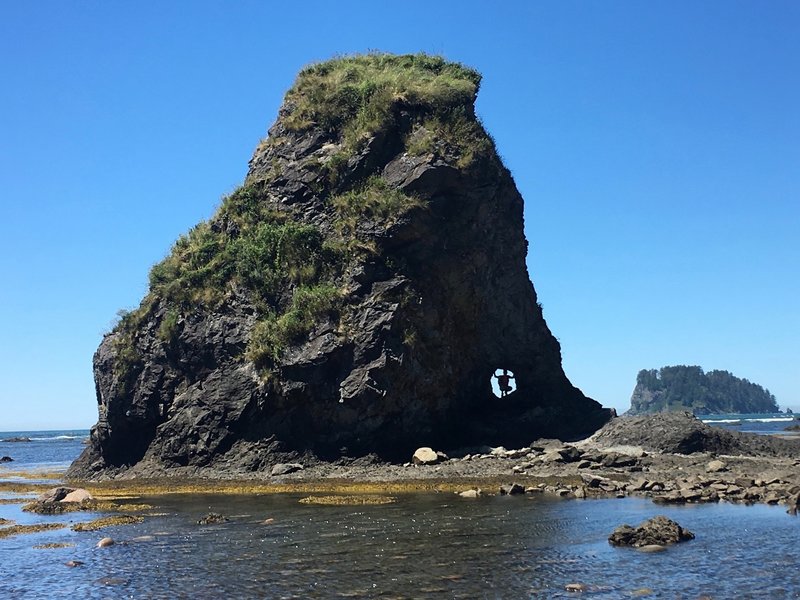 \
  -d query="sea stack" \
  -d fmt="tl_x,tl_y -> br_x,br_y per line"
68,54 -> 611,478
